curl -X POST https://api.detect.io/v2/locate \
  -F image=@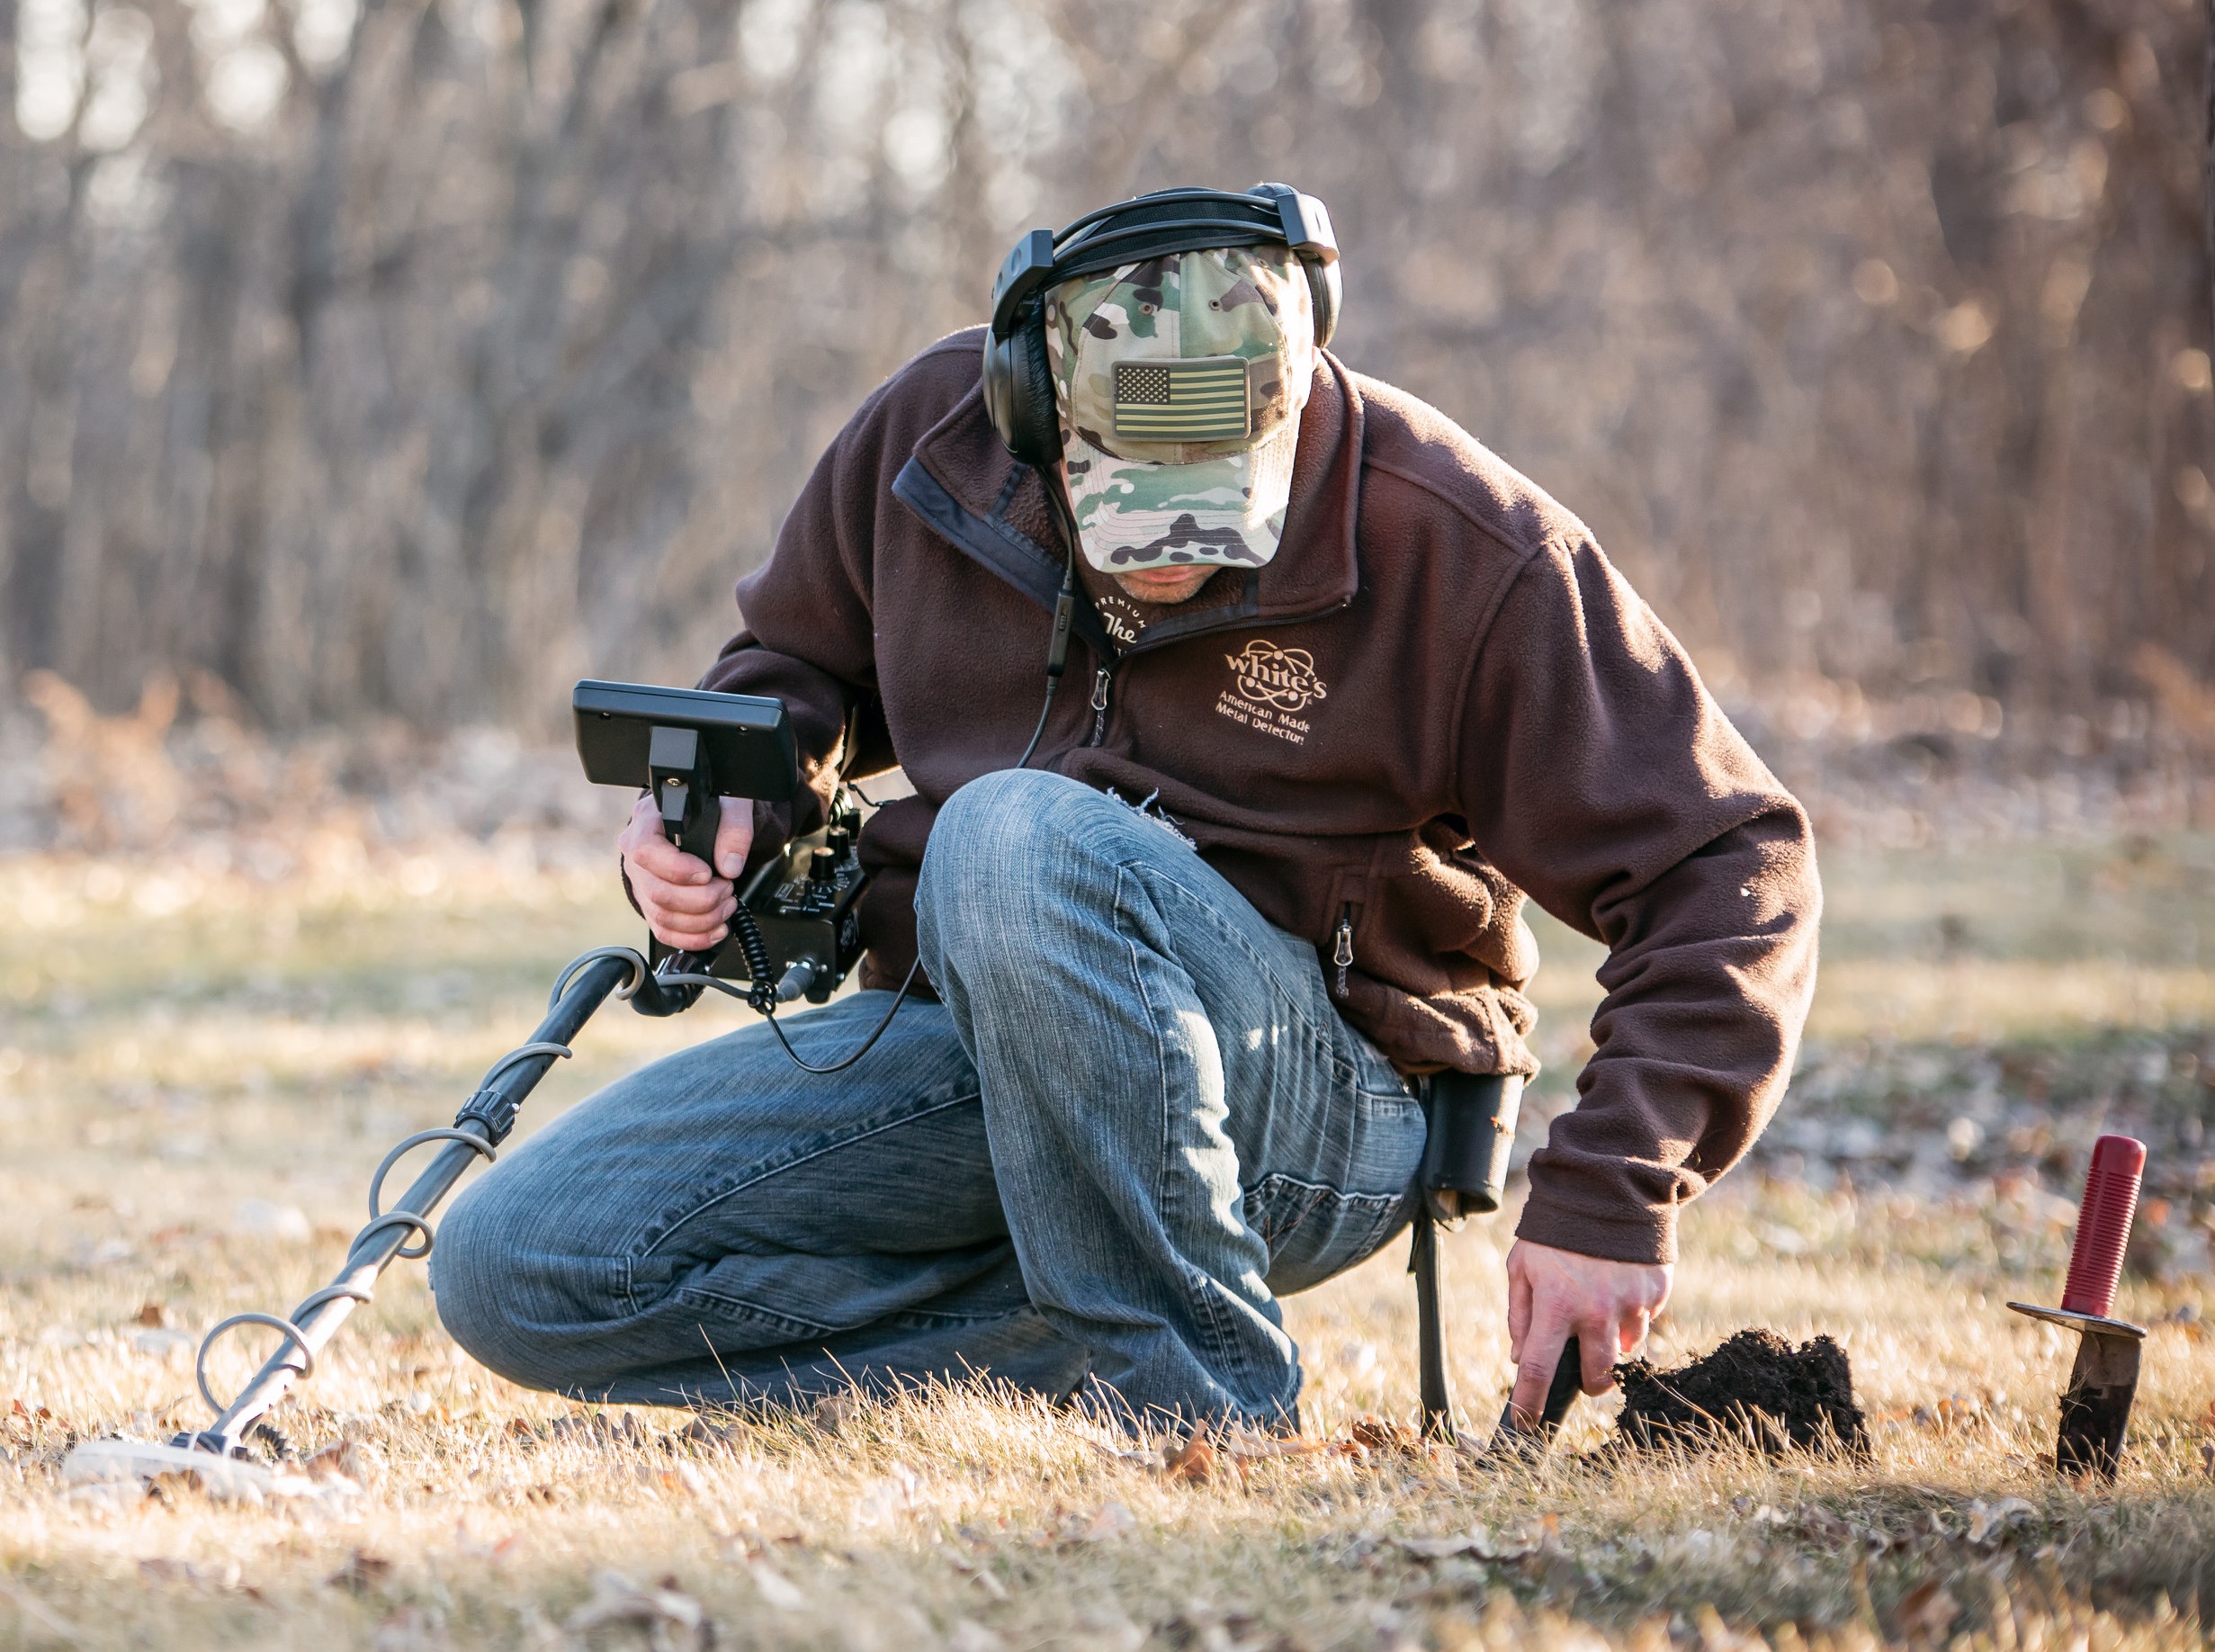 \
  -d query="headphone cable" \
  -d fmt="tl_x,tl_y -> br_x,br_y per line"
1016,473 -> 1083,770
